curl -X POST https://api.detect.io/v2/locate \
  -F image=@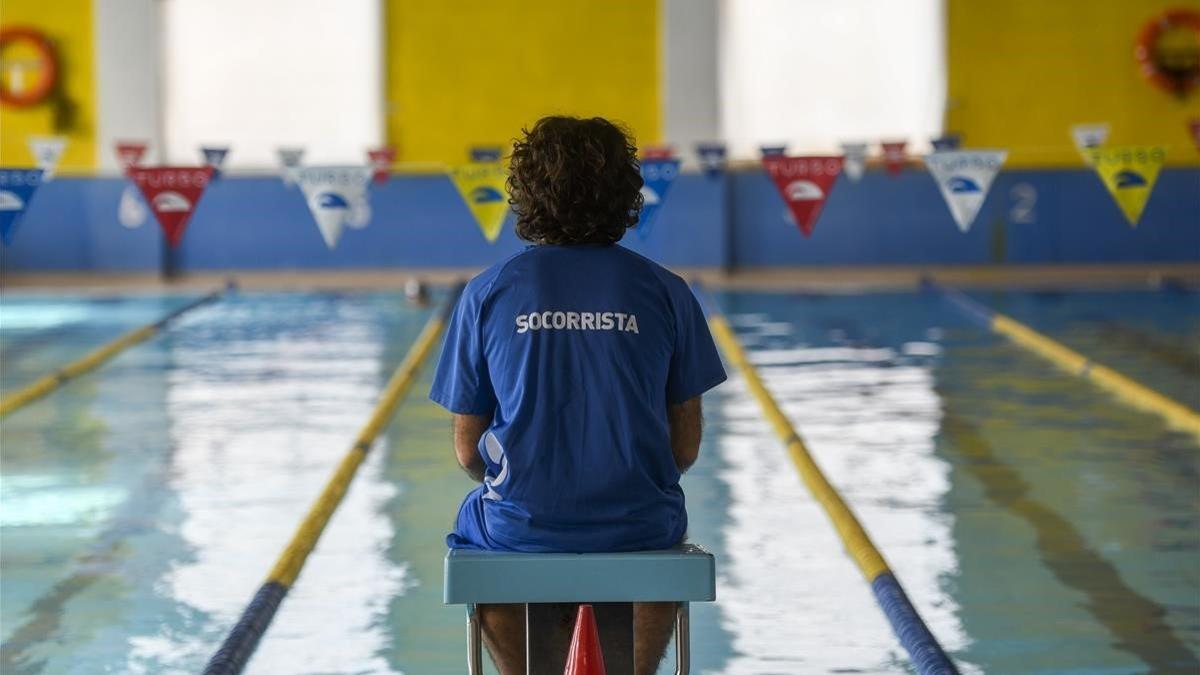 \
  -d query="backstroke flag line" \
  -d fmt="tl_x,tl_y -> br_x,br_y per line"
449,163 -> 509,242
881,141 -> 906,175
127,167 -> 215,247
636,157 -> 680,240
1070,123 -> 1109,163
278,147 -> 305,186
924,150 -> 1007,233
294,166 -> 373,249
840,142 -> 868,182
367,146 -> 396,184
115,141 -> 150,229
931,134 -> 961,151
1085,146 -> 1165,227
0,169 -> 43,245
696,143 -> 727,178
763,155 -> 843,237
115,141 -> 148,170
28,137 -> 66,180
201,146 -> 230,171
